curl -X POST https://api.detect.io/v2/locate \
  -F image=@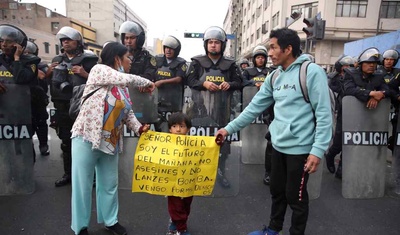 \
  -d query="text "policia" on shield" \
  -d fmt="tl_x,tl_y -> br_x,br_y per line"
343,131 -> 388,146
